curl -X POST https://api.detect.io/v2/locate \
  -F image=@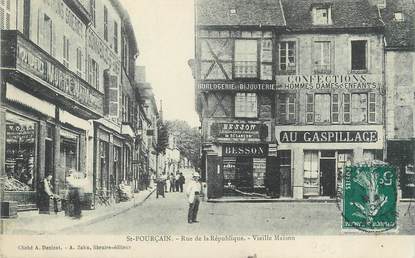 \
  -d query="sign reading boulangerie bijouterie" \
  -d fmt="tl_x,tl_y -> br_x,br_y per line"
280,130 -> 378,143
223,144 -> 268,157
